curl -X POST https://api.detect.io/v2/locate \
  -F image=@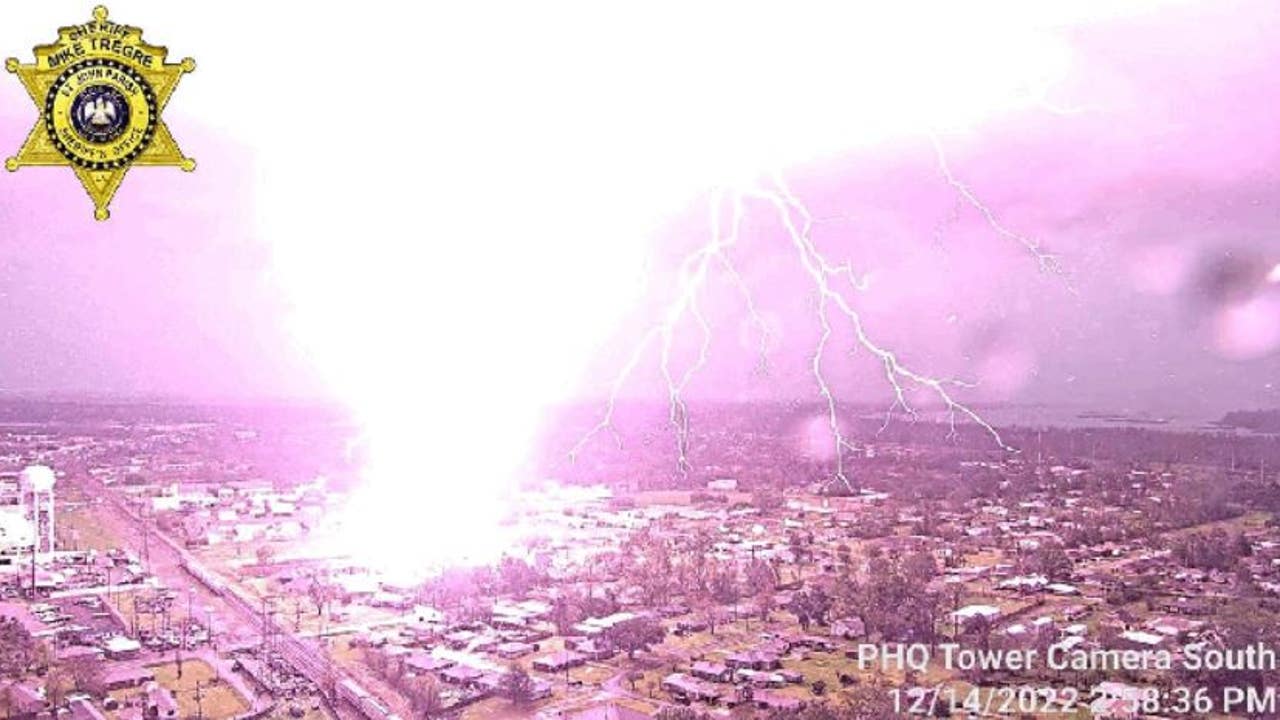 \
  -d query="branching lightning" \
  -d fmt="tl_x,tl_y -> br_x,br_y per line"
929,133 -> 1075,293
572,137 -> 1067,491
